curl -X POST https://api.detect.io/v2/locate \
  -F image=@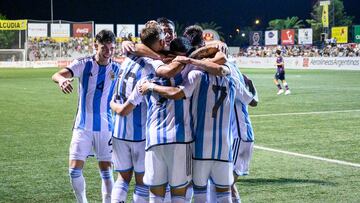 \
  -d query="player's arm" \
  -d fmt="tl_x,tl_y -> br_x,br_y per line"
139,80 -> 185,100
111,80 -> 145,116
110,99 -> 136,116
173,55 -> 229,76
51,68 -> 74,94
122,40 -> 162,60
155,61 -> 185,78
